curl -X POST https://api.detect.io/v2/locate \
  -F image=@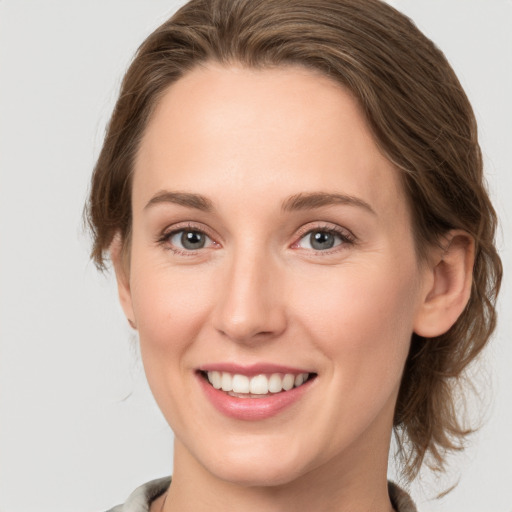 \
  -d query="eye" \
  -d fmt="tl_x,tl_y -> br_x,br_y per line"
295,227 -> 353,251
161,227 -> 217,253
171,230 -> 209,250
